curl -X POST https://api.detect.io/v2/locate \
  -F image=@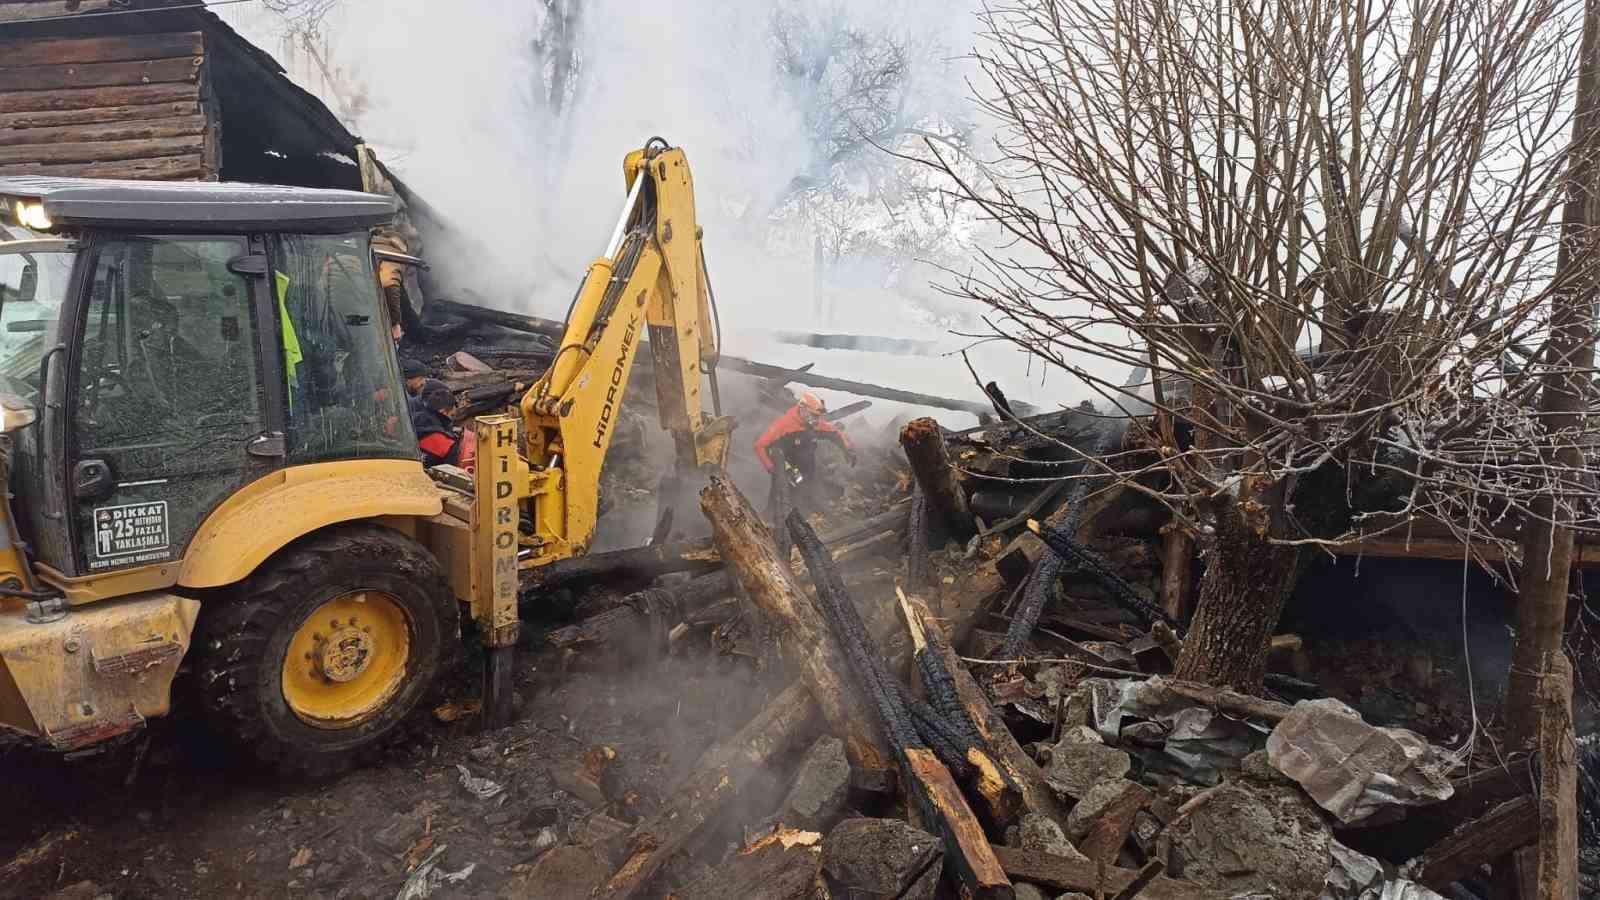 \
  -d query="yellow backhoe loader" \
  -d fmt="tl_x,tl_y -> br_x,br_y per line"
0,137 -> 733,770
